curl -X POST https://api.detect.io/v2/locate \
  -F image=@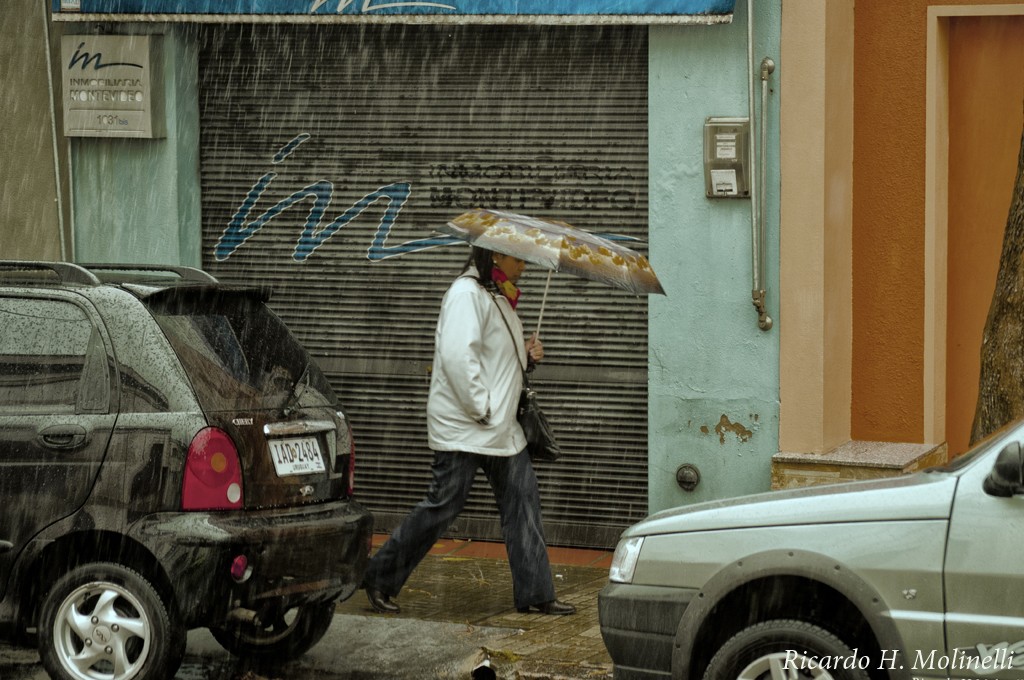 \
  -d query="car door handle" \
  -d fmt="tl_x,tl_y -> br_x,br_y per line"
39,425 -> 88,450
